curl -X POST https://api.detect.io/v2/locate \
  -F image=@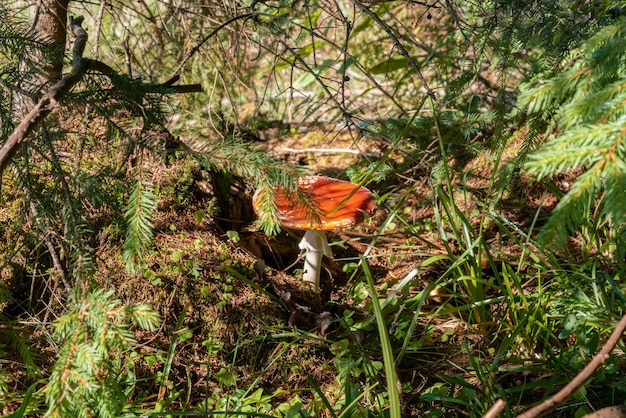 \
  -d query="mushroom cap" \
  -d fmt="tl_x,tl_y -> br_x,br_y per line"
254,175 -> 376,230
